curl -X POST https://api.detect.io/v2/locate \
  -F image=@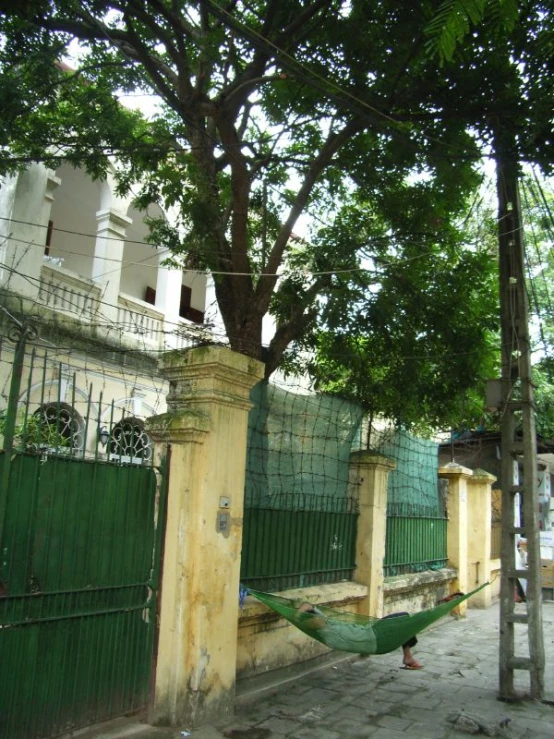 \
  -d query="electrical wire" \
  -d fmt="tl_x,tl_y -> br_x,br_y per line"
0,259 -> 506,365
